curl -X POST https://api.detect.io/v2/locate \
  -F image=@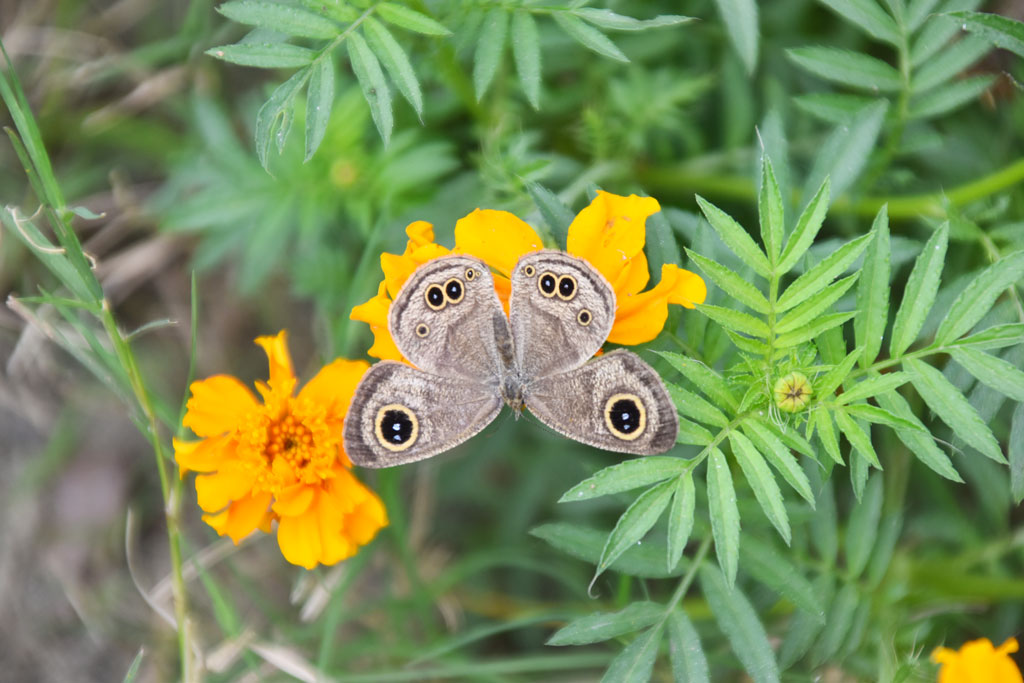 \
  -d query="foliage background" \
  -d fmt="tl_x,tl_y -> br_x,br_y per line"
2,0 -> 1024,681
